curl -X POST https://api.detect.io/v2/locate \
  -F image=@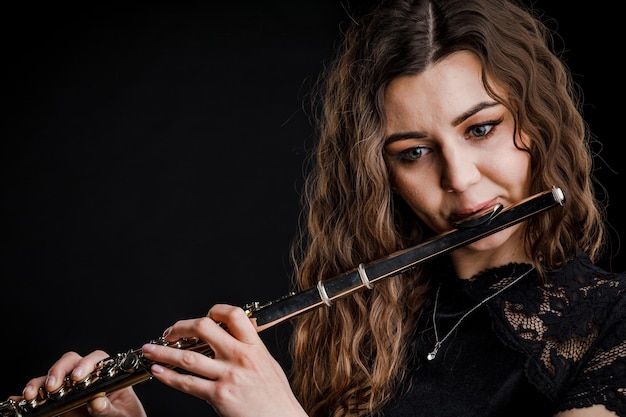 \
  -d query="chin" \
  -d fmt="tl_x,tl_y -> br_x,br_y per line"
462,226 -> 524,253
